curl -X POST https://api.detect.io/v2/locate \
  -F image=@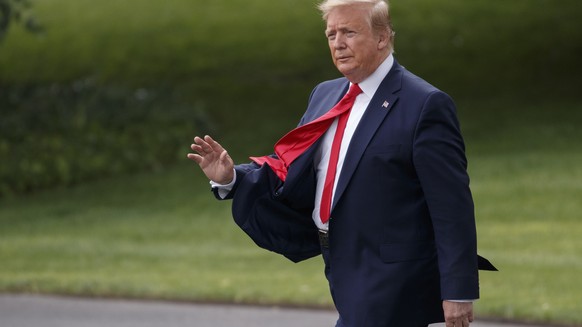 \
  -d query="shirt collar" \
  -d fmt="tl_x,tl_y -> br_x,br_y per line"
355,54 -> 394,98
